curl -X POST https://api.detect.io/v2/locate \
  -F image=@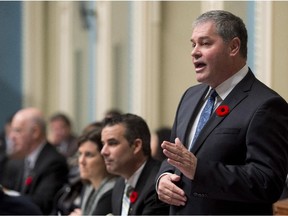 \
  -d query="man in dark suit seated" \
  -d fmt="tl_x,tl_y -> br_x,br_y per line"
48,112 -> 78,171
1,107 -> 69,215
101,113 -> 169,215
156,10 -> 288,215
